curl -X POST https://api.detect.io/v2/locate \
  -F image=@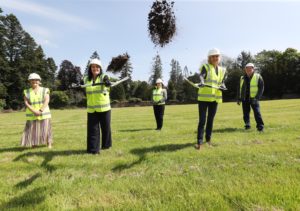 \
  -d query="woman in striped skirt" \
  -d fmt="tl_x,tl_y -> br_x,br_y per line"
21,73 -> 53,148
